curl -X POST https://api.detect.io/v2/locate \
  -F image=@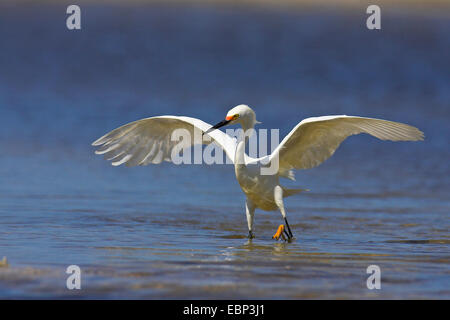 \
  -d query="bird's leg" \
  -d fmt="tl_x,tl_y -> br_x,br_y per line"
273,186 -> 294,241
245,199 -> 255,239
284,217 -> 294,239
